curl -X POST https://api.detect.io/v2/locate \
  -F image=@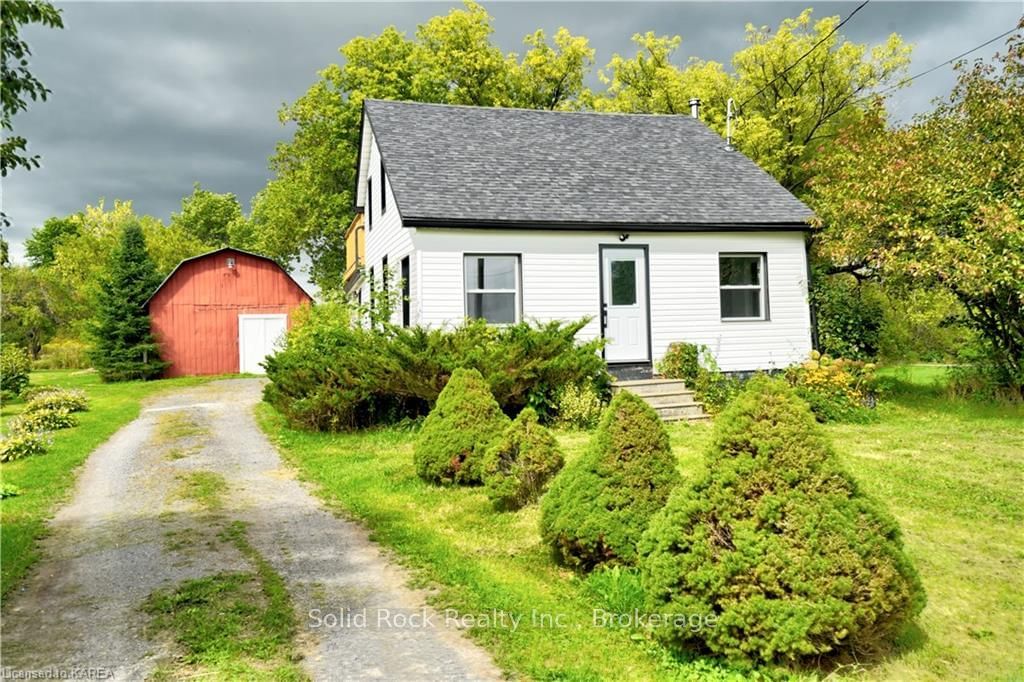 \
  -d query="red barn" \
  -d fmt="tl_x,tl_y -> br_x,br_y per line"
146,248 -> 312,377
